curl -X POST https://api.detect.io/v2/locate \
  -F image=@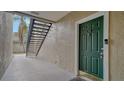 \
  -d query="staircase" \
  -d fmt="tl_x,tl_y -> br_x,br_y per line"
26,18 -> 52,56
